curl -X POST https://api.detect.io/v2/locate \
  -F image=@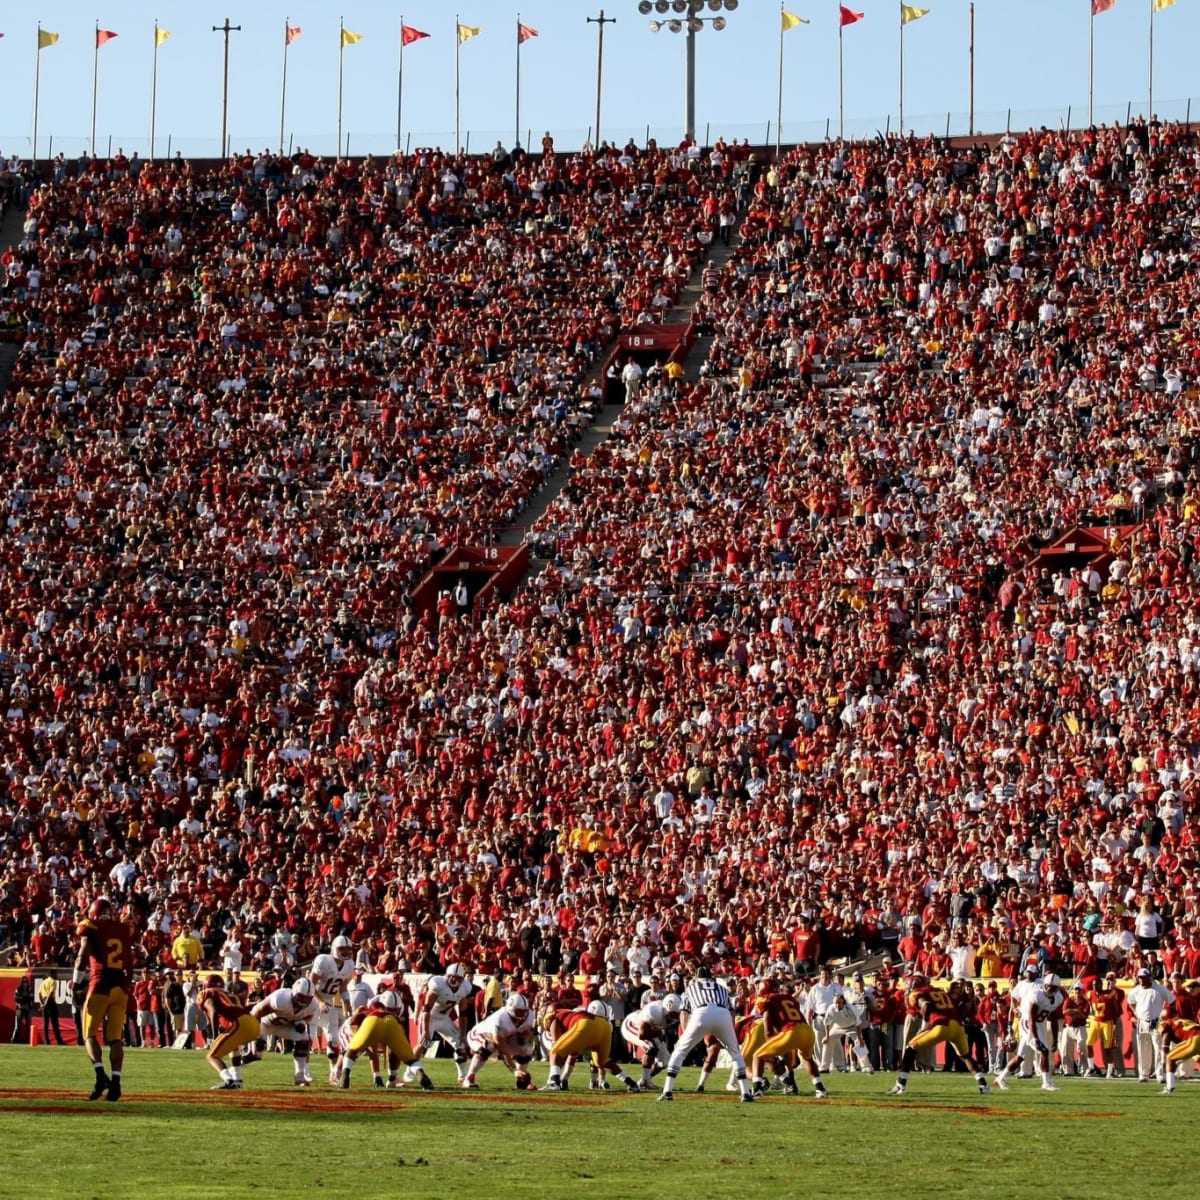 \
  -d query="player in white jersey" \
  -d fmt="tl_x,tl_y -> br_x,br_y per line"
406,962 -> 474,1085
622,1001 -> 671,1092
463,993 -> 537,1089
658,970 -> 754,1103
251,978 -> 318,1086
994,974 -> 1059,1092
308,935 -> 356,1084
